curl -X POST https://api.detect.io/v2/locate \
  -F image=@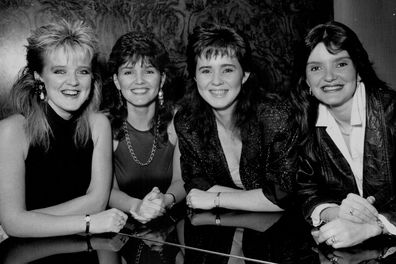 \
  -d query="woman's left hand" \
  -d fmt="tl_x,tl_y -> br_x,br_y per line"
312,218 -> 380,248
338,193 -> 378,224
186,189 -> 218,210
